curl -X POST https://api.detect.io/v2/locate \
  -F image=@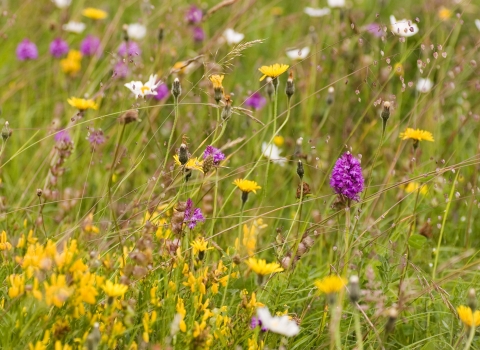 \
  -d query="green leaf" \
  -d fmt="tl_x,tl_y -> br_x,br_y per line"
408,234 -> 427,249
